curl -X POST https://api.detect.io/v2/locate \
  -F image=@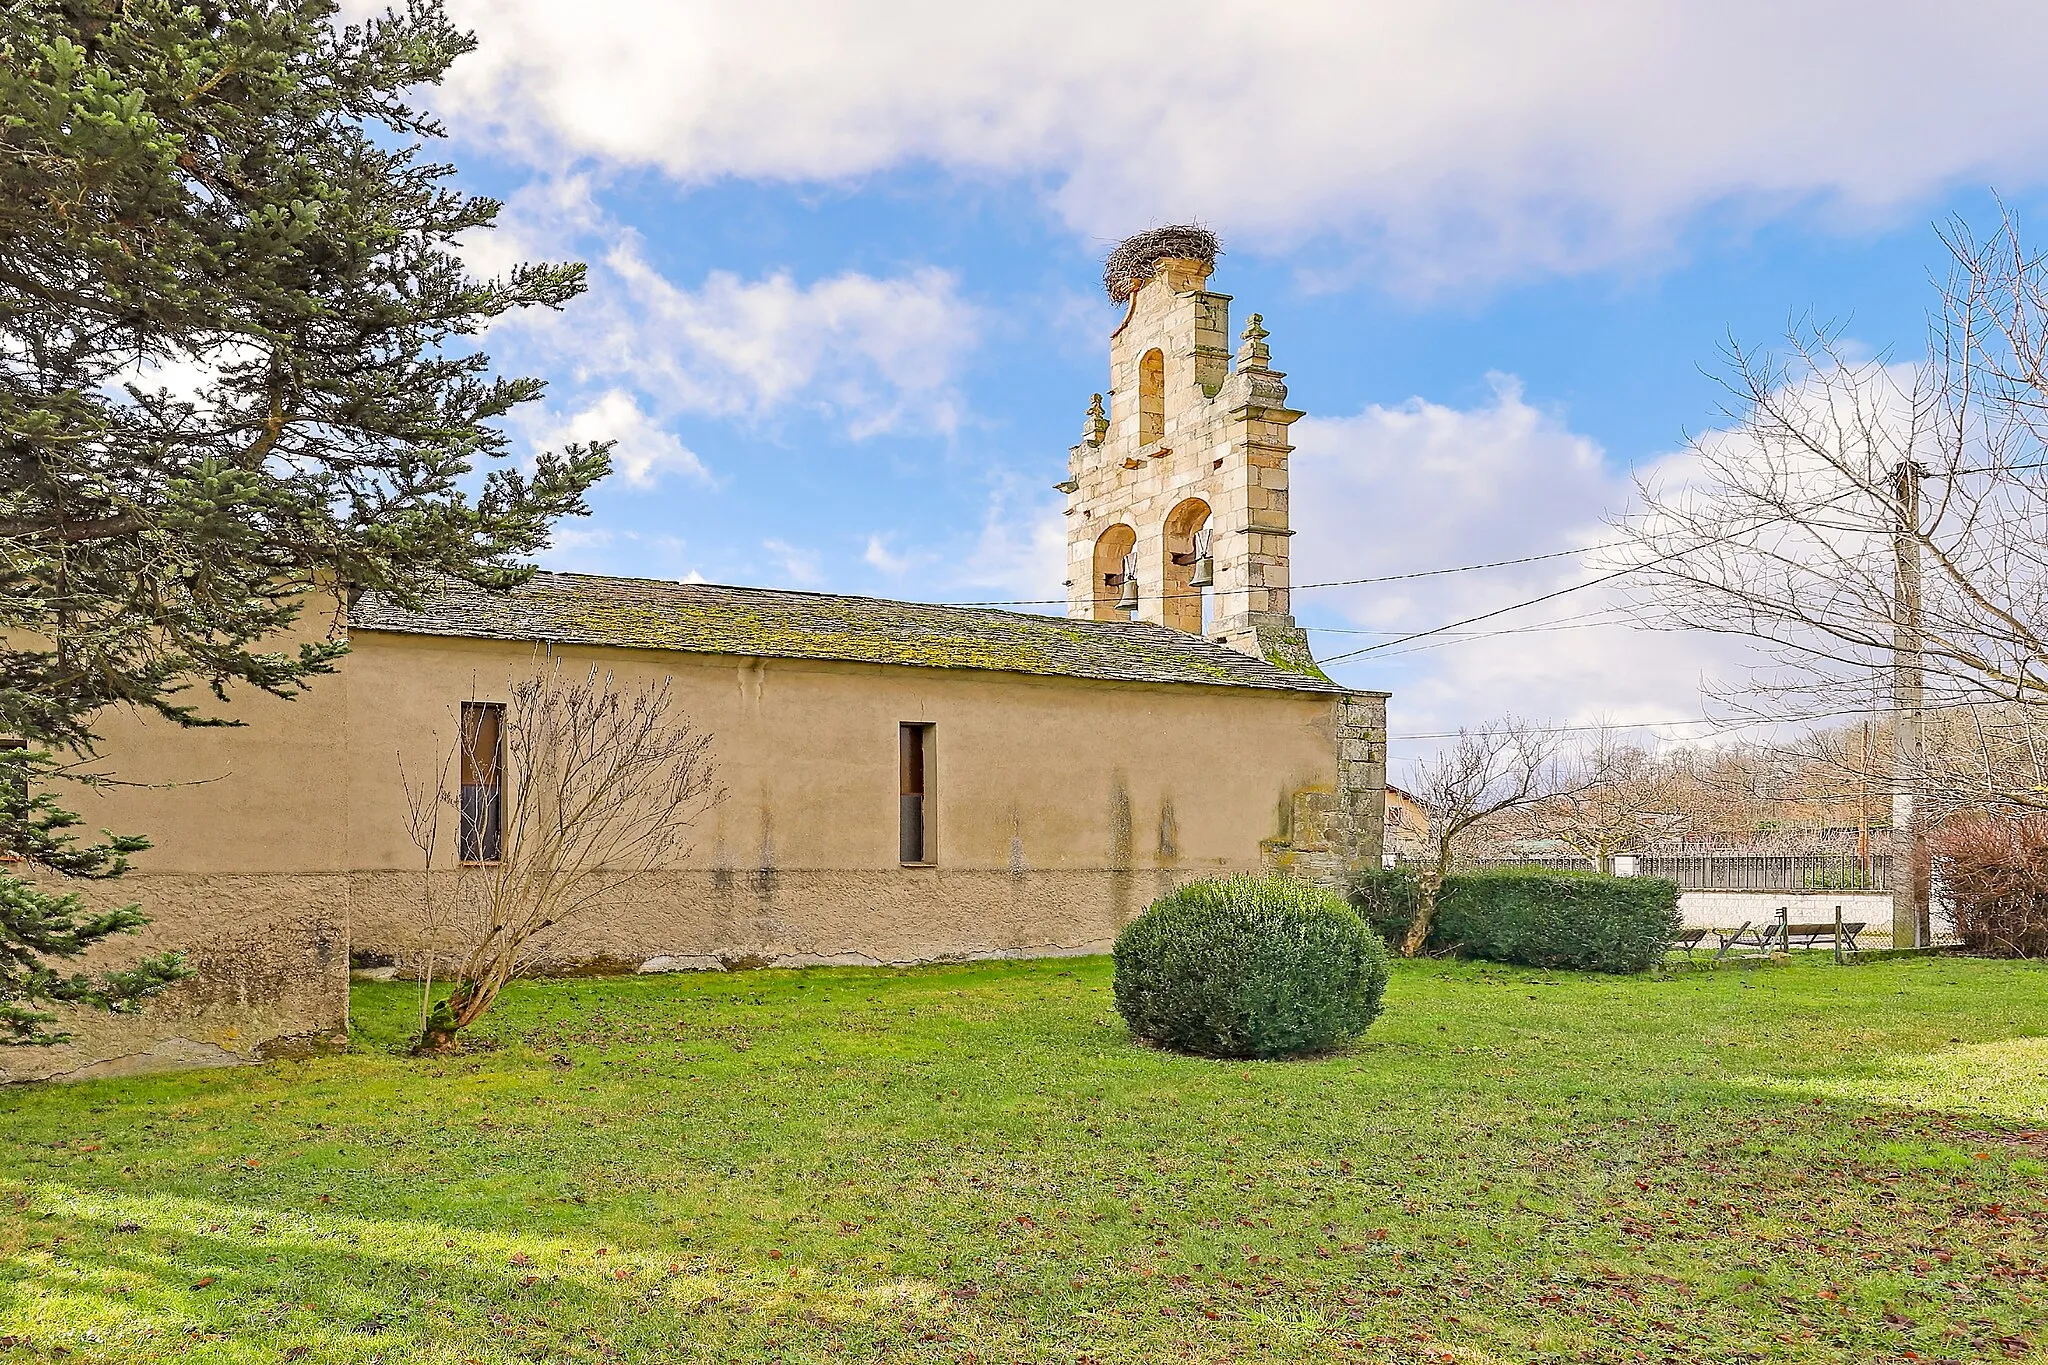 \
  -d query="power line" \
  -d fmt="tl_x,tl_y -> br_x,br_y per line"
940,457 -> 2043,614
934,541 -> 1617,609
1386,694 -> 2022,744
1386,708 -> 1875,743
1316,563 -> 1641,665
1317,486 -> 1868,667
1318,612 -> 1637,659
1387,716 -> 1723,742
1305,607 -> 1628,638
